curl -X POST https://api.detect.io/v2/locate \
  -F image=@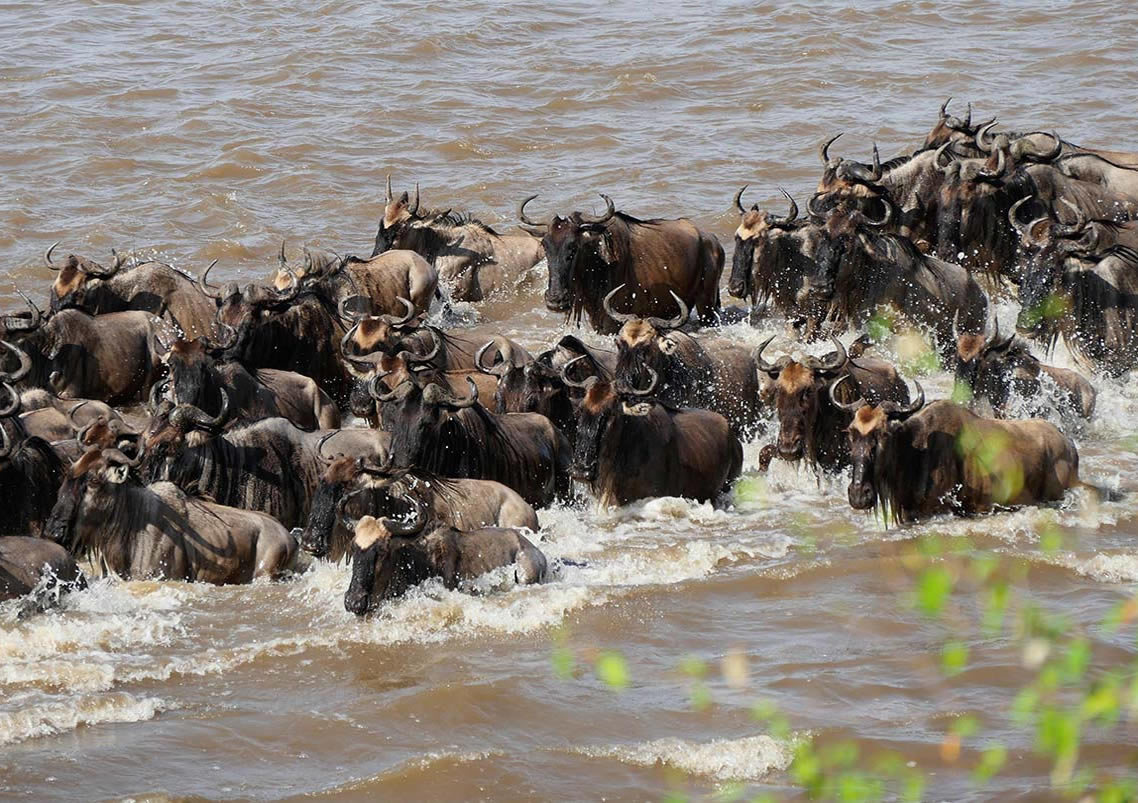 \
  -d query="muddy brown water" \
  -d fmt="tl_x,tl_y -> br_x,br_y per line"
2,2 -> 1138,800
